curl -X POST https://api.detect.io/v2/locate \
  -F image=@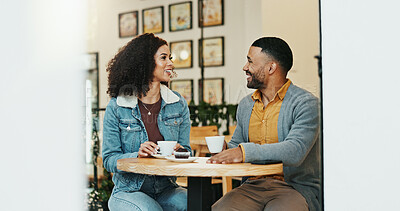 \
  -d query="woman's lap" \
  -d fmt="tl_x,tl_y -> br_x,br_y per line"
109,190 -> 163,211
108,187 -> 187,211
157,186 -> 187,211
